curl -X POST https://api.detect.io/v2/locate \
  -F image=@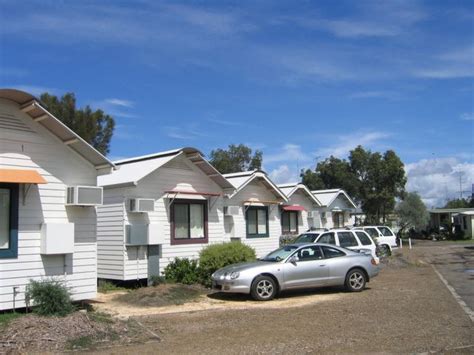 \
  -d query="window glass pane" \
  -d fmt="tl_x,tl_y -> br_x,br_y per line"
174,204 -> 189,239
379,227 -> 394,236
289,213 -> 297,232
0,189 -> 10,250
356,231 -> 372,245
322,246 -> 345,258
318,232 -> 335,245
297,246 -> 323,261
247,209 -> 257,234
190,204 -> 204,239
338,232 -> 358,247
364,228 -> 378,238
282,212 -> 289,233
257,209 -> 267,234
